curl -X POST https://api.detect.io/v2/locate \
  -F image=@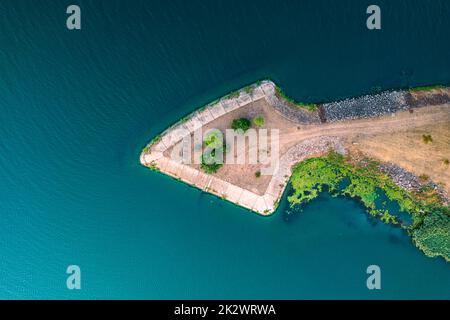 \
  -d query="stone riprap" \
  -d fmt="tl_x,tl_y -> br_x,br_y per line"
263,86 -> 321,124
265,137 -> 346,202
380,163 -> 449,204
321,91 -> 408,122
404,88 -> 450,108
